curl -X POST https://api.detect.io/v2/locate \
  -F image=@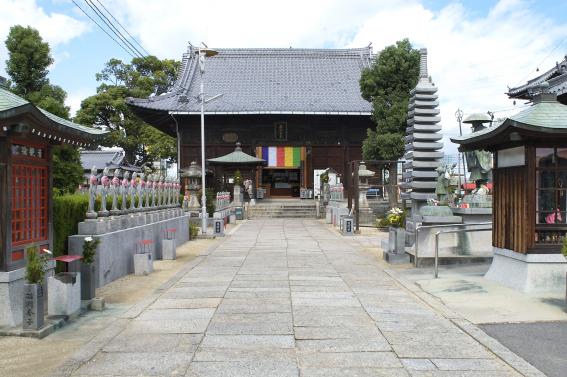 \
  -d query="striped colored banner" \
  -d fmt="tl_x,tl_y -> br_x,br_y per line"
256,146 -> 305,168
